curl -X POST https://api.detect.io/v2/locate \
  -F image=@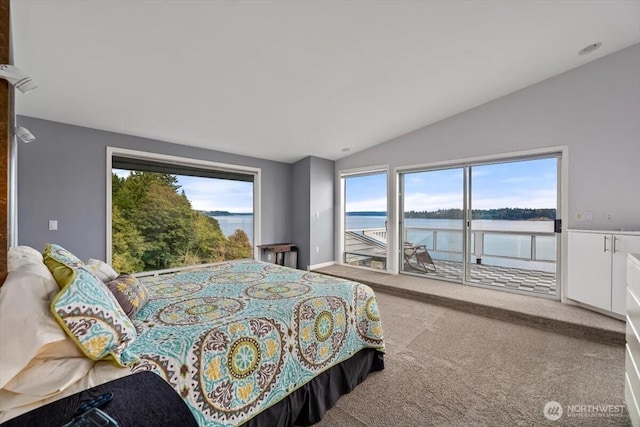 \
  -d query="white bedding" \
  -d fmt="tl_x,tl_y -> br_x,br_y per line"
0,247 -> 131,422
0,361 -> 130,422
